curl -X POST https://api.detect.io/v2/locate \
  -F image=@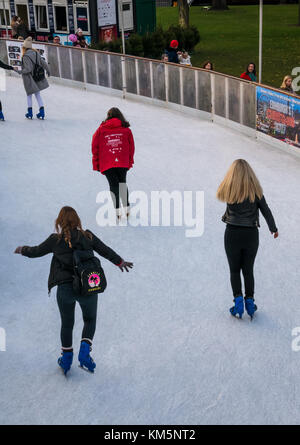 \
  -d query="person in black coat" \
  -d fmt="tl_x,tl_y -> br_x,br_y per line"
0,59 -> 14,121
15,206 -> 133,374
217,159 -> 278,319
167,40 -> 179,64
